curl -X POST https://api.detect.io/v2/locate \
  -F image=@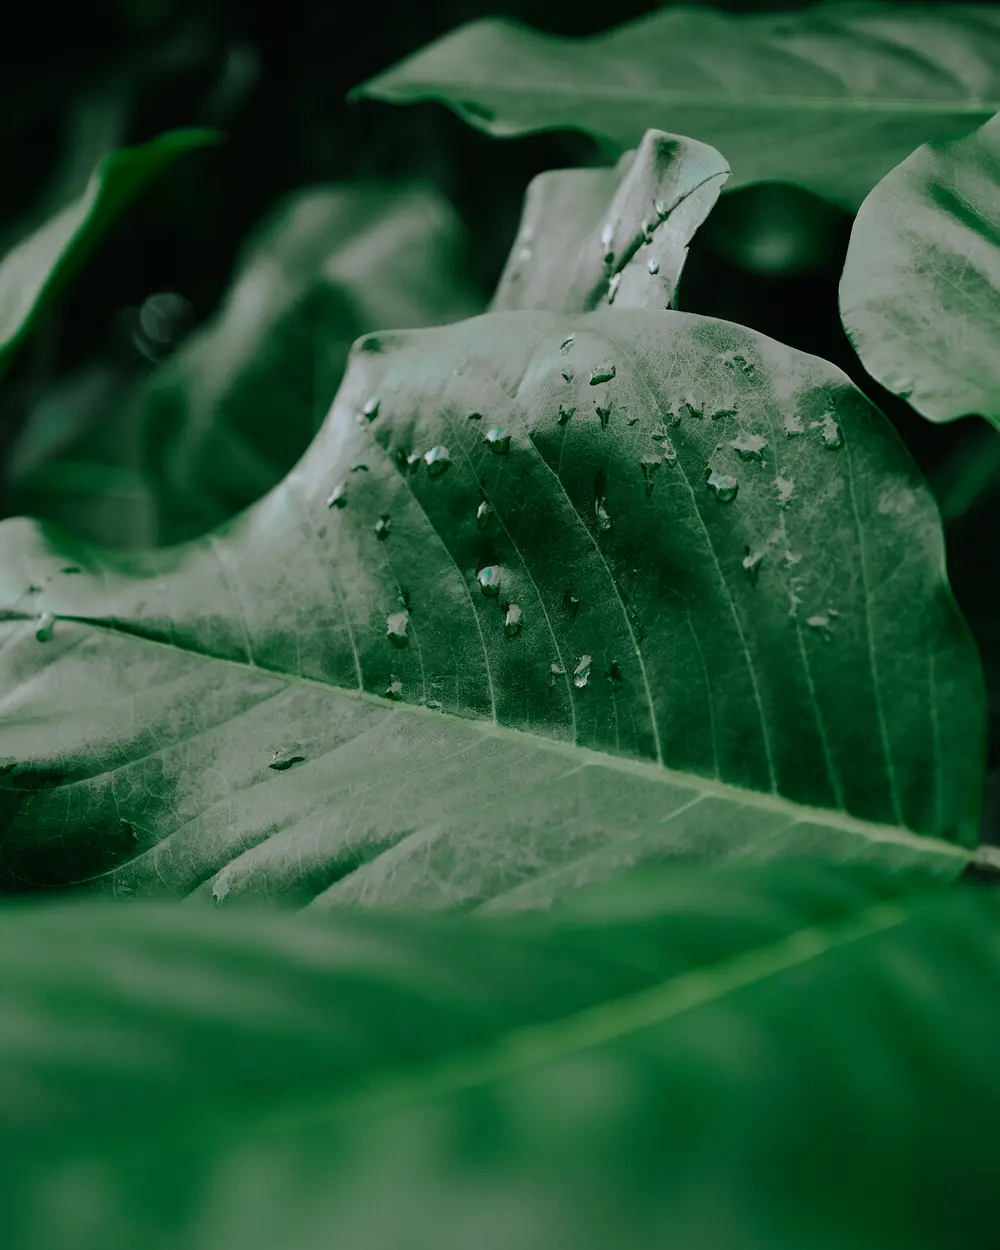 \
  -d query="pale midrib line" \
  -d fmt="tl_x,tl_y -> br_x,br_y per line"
374,80 -> 999,117
437,403 -> 575,740
387,427 -> 500,724
608,328 -> 777,792
22,610 -> 977,869
207,535 -> 256,668
841,436 -> 905,828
